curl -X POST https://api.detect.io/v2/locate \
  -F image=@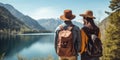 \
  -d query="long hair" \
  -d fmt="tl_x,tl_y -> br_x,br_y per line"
84,17 -> 99,31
